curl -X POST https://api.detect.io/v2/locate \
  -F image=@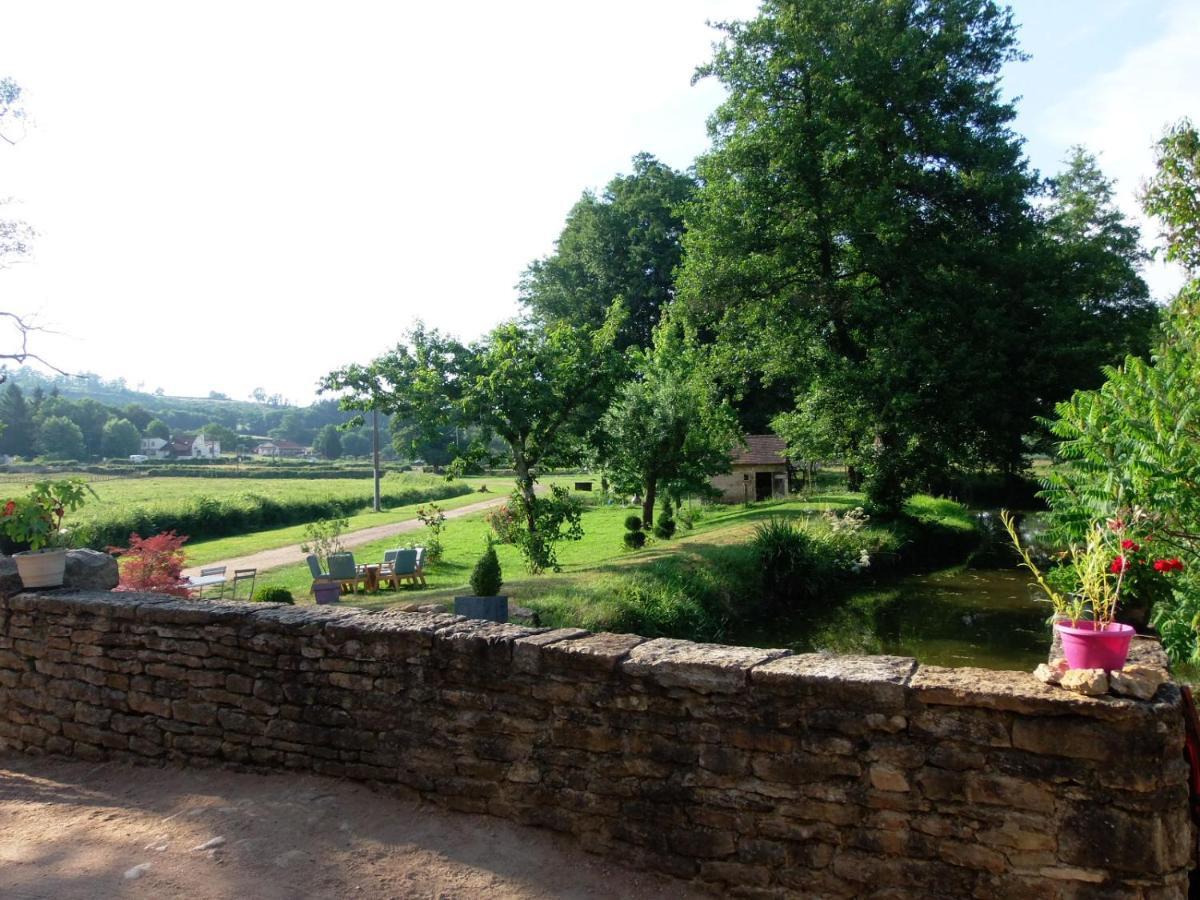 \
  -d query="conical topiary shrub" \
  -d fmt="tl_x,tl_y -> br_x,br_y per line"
469,540 -> 503,597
